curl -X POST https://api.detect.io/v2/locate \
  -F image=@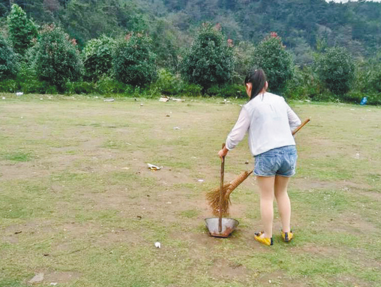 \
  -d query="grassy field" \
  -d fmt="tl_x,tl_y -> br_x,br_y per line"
0,94 -> 380,287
